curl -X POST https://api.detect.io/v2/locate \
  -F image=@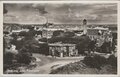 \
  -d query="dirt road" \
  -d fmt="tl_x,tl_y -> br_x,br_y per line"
24,54 -> 84,74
